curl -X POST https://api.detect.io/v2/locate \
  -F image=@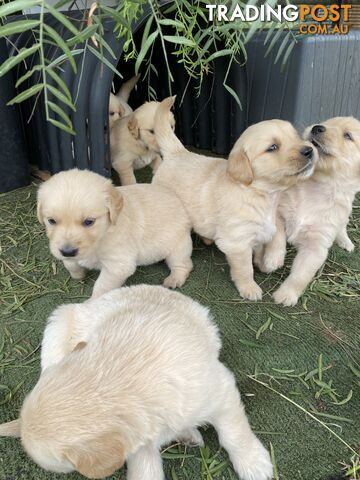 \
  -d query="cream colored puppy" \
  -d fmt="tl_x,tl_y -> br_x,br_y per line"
111,101 -> 175,185
37,169 -> 193,298
108,74 -> 139,128
153,97 -> 317,301
0,285 -> 273,480
260,117 -> 360,306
